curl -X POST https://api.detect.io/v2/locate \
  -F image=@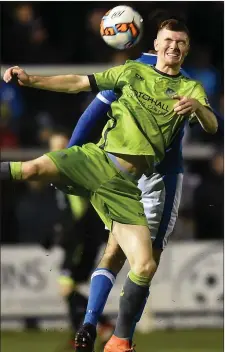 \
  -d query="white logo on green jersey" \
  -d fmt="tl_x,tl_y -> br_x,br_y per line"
165,88 -> 177,98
